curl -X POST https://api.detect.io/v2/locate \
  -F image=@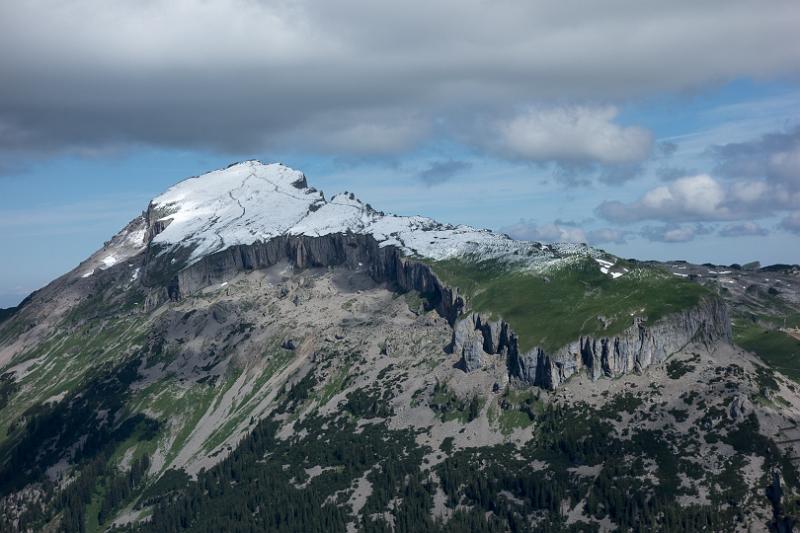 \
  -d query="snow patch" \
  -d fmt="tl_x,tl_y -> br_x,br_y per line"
75,215 -> 147,281
147,161 -> 600,270
594,257 -> 624,279
594,258 -> 614,268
